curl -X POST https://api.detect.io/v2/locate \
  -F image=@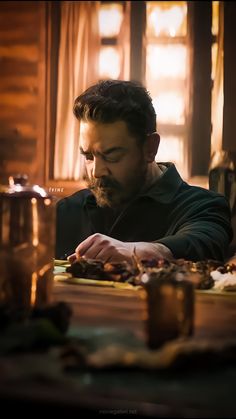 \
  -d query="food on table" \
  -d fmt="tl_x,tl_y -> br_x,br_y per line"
66,258 -> 138,282
211,260 -> 236,291
65,256 -> 236,290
